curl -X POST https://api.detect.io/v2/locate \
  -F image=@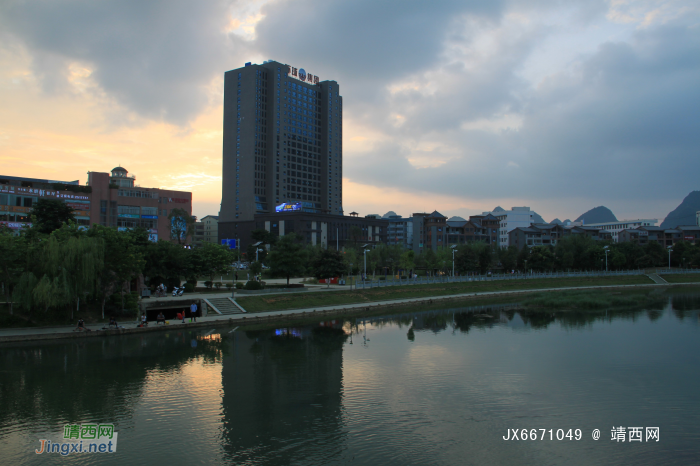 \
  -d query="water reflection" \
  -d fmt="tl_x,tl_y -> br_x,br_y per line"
0,292 -> 698,465
221,323 -> 348,465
